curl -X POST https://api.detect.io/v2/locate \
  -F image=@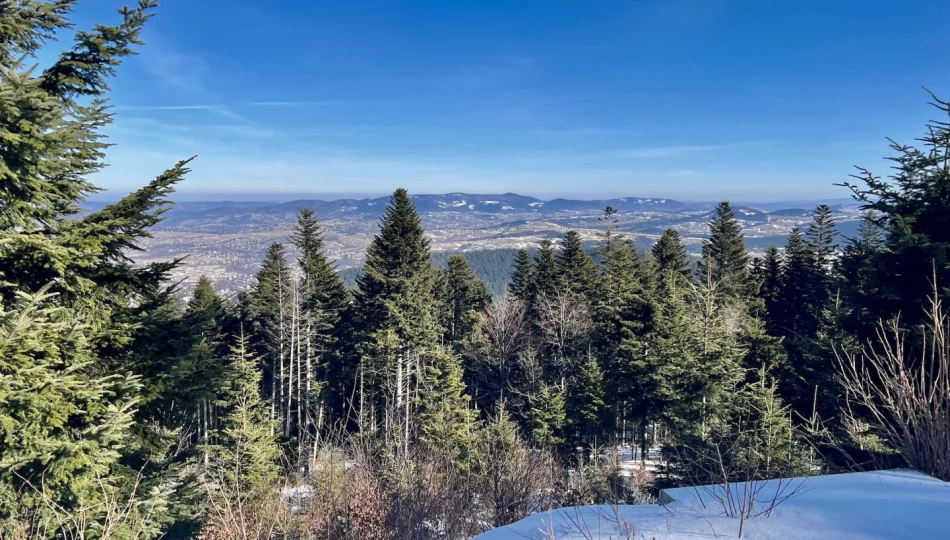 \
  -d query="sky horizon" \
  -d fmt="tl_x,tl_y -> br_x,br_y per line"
65,0 -> 950,200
